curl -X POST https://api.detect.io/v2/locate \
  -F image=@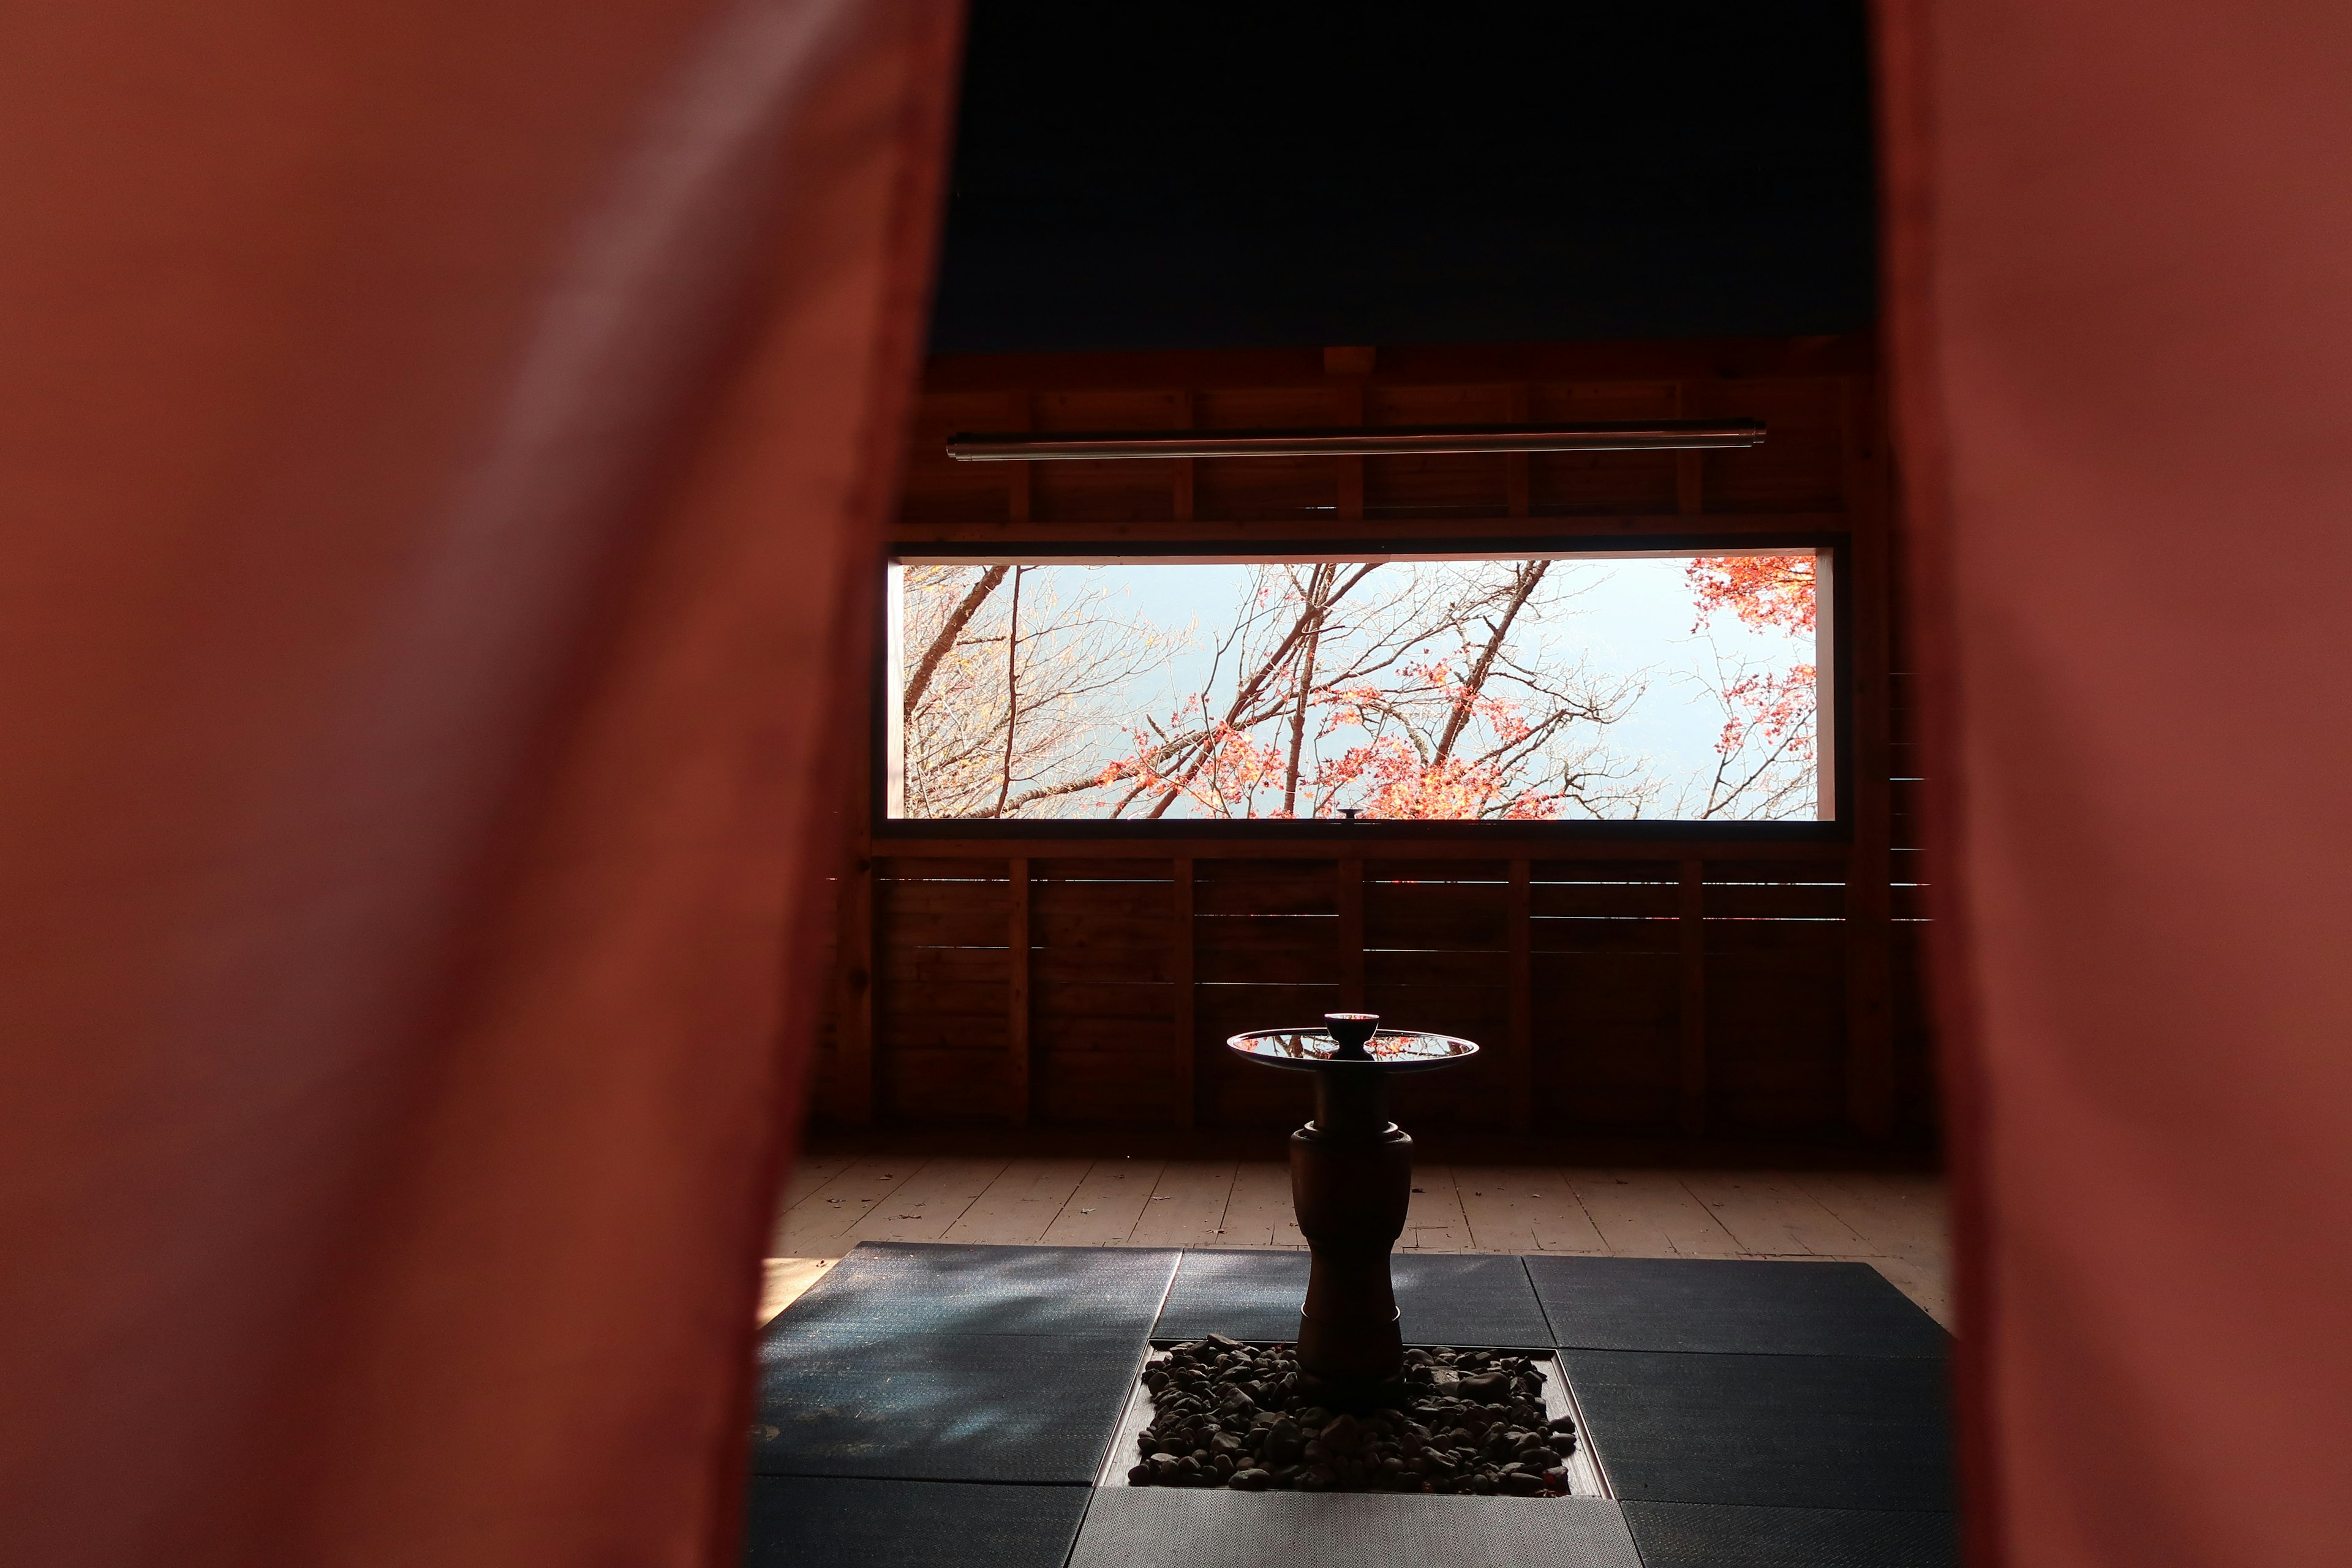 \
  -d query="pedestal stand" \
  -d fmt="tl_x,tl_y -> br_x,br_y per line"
1227,1014 -> 1479,1406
